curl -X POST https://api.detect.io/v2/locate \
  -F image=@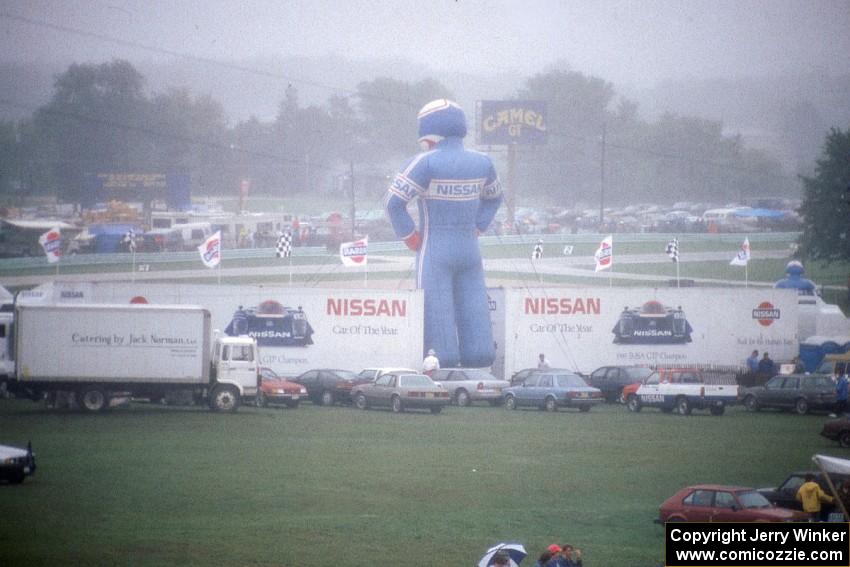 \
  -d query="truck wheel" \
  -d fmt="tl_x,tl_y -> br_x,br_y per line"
839,432 -> 850,448
210,385 -> 240,413
794,398 -> 809,415
320,390 -> 335,407
504,394 -> 517,410
544,397 -> 558,412
626,394 -> 642,412
455,389 -> 471,407
710,403 -> 726,416
79,388 -> 108,413
676,397 -> 692,416
744,395 -> 760,412
354,393 -> 368,410
391,395 -> 404,413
